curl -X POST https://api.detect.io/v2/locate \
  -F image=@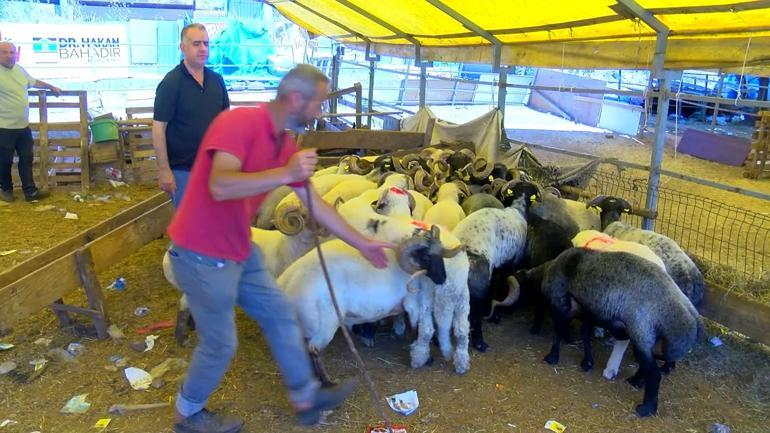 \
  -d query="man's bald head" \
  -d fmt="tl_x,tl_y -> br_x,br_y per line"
0,42 -> 18,69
